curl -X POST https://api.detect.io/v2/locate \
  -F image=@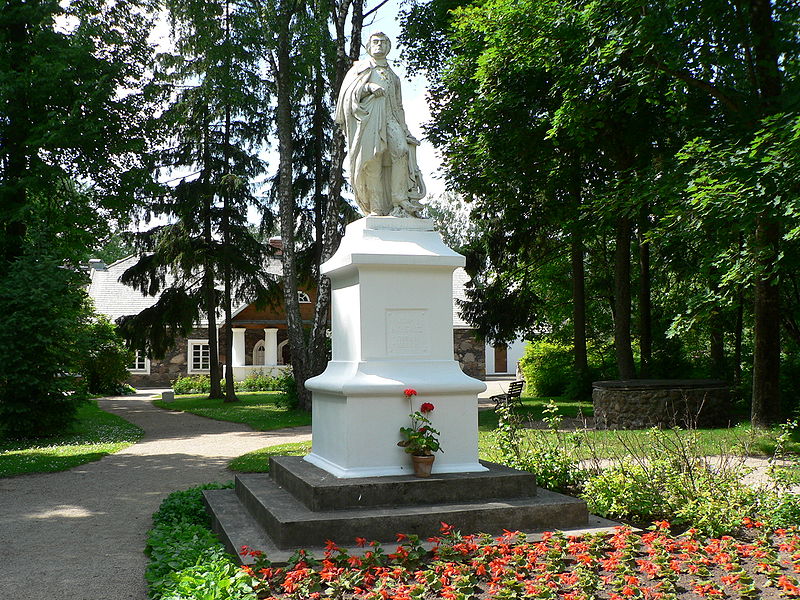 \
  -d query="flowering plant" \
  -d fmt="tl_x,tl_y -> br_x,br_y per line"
397,389 -> 441,456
